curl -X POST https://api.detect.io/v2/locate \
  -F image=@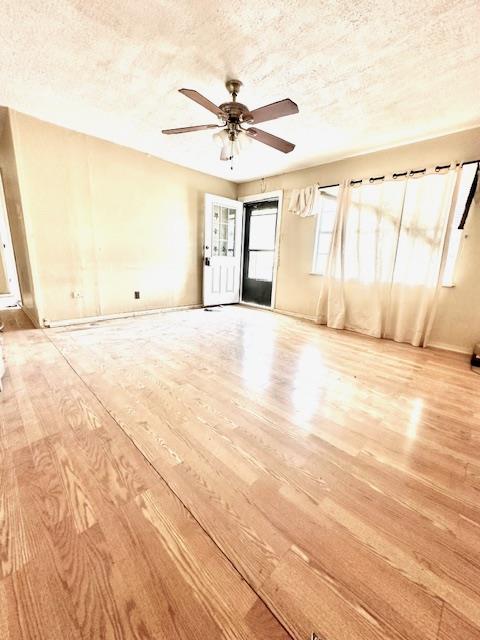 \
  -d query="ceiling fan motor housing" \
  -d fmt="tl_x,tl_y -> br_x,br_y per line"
218,101 -> 254,125
220,79 -> 253,128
